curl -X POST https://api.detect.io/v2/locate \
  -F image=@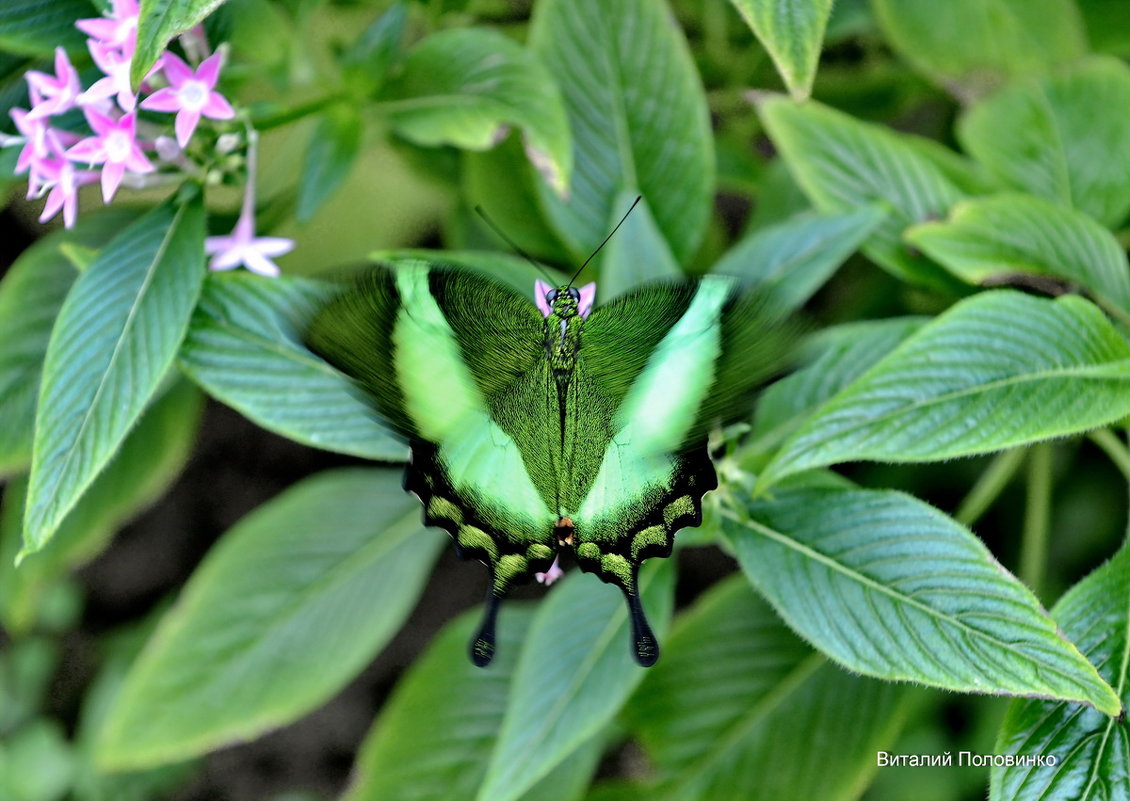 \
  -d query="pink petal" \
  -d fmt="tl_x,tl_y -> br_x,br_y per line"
202,92 -> 234,120
112,0 -> 139,20
63,192 -> 78,228
204,235 -> 236,254
125,146 -> 154,173
81,104 -> 116,138
161,52 -> 192,87
117,88 -> 137,112
175,108 -> 201,147
197,52 -> 223,88
76,18 -> 118,42
67,138 -> 107,164
24,71 -> 54,95
53,47 -> 74,83
87,40 -> 116,74
78,77 -> 117,107
209,248 -> 244,271
140,87 -> 181,112
252,237 -> 295,257
242,249 -> 281,277
101,160 -> 124,201
535,279 -> 553,317
39,185 -> 65,223
577,282 -> 596,317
